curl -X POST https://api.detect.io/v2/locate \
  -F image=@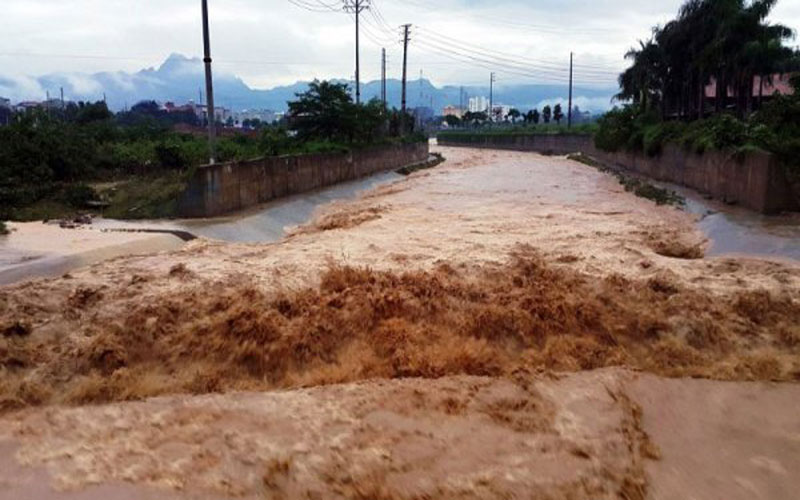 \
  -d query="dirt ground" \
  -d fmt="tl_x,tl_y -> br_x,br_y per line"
0,146 -> 798,499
